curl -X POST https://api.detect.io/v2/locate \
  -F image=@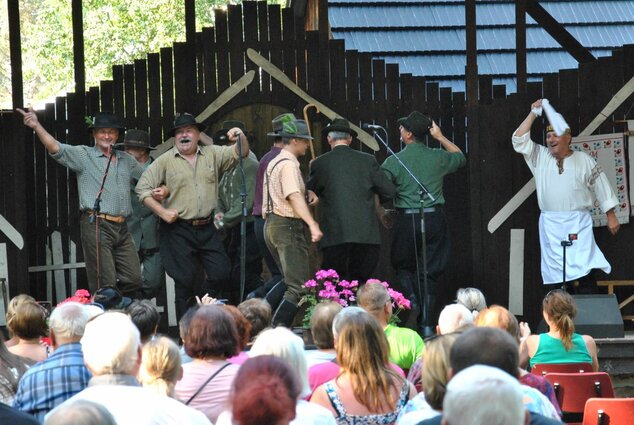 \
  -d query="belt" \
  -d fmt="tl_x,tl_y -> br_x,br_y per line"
85,210 -> 126,224
181,216 -> 212,226
400,207 -> 437,214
